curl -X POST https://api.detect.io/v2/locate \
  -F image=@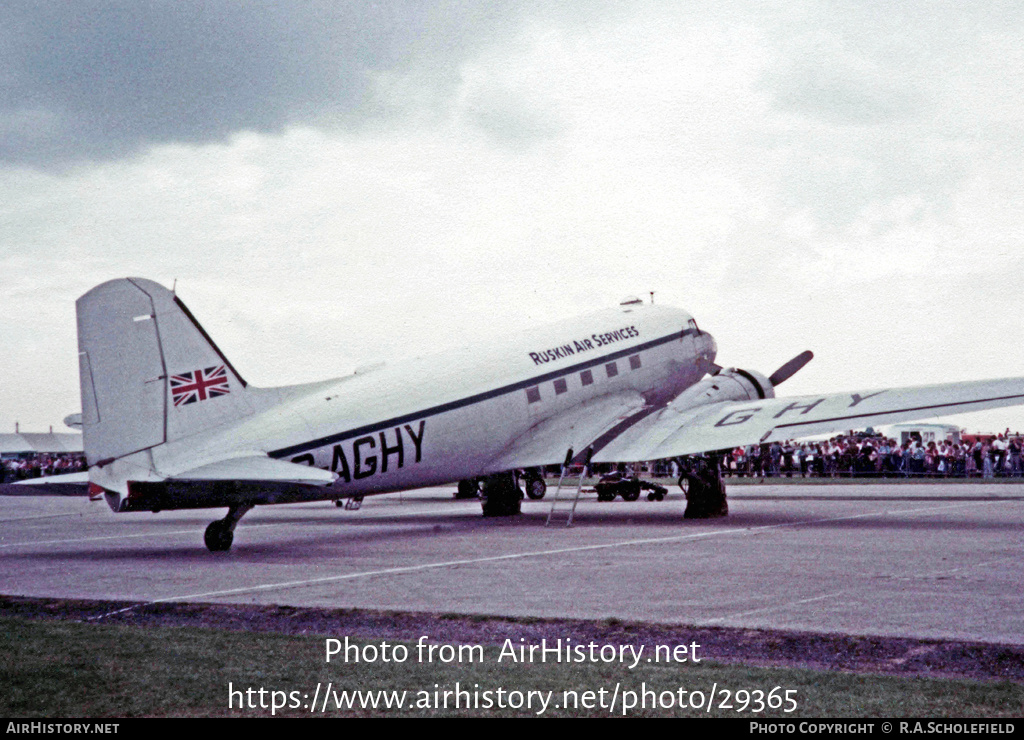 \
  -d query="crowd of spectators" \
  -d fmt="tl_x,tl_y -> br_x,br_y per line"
7,434 -> 1024,486
715,432 -> 1024,479
0,454 -> 86,484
